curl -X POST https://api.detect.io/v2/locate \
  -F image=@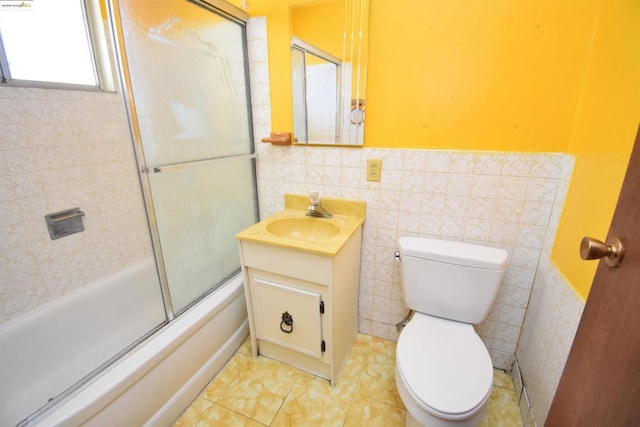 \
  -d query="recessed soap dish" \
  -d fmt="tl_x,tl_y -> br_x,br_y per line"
45,207 -> 85,240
